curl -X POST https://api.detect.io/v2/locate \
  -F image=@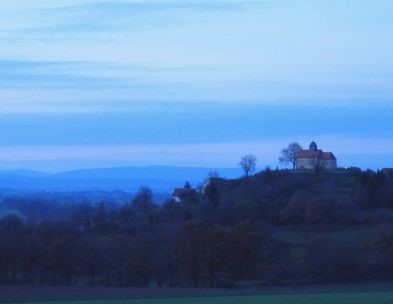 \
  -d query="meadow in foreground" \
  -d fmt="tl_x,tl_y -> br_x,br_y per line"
14,292 -> 393,304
